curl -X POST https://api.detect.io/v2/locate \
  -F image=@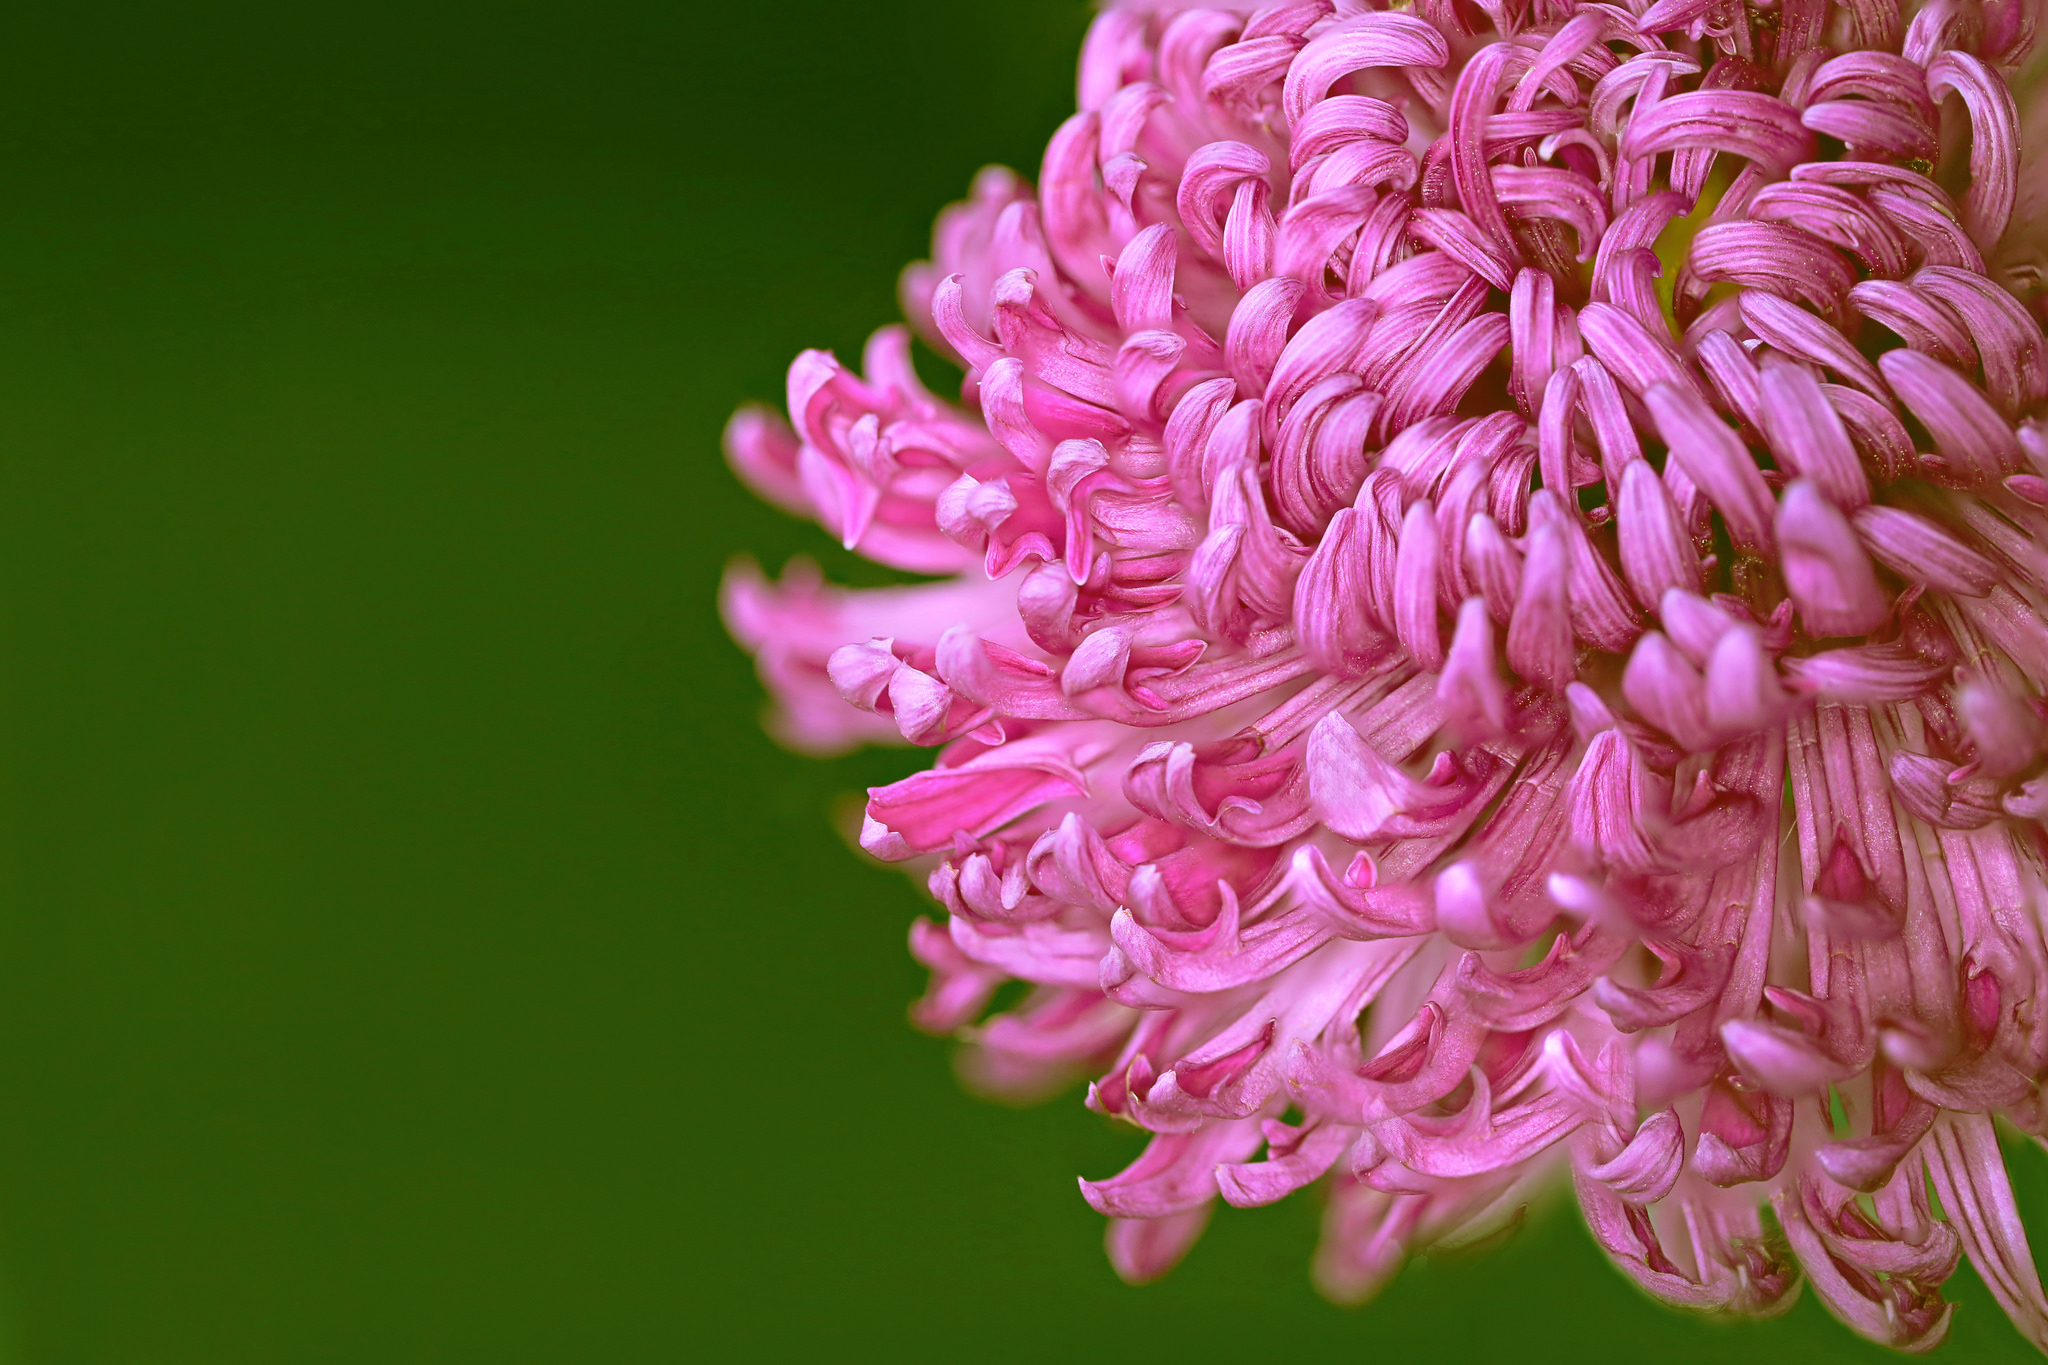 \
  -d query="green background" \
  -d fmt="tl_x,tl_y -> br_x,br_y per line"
0,1 -> 2032,1360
